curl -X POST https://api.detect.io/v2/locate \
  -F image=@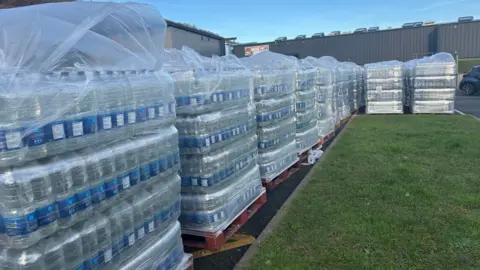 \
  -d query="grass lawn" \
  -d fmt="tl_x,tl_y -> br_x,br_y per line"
458,58 -> 480,74
247,115 -> 480,269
